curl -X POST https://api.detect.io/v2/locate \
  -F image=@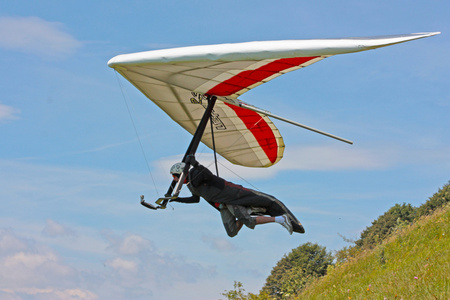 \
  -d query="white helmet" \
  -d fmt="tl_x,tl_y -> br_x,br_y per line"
170,162 -> 185,175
